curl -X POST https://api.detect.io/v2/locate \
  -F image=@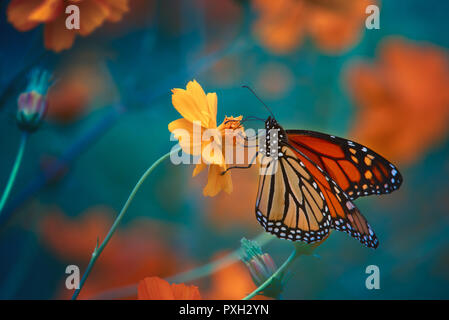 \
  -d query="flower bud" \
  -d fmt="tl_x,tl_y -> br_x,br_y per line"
16,69 -> 52,132
240,237 -> 284,298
